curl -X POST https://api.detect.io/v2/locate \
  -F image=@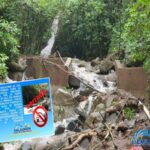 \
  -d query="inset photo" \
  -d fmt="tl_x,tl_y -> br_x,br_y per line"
22,83 -> 51,115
